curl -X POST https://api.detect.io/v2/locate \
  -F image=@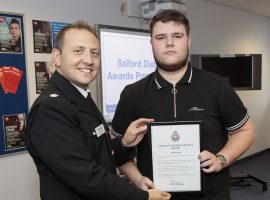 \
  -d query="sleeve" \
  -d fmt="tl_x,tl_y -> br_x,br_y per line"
111,137 -> 136,166
27,98 -> 147,200
217,79 -> 248,132
112,86 -> 134,137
